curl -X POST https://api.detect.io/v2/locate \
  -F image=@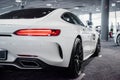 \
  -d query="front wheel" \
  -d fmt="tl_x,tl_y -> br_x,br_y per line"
93,38 -> 101,56
116,35 -> 120,46
66,38 -> 83,78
